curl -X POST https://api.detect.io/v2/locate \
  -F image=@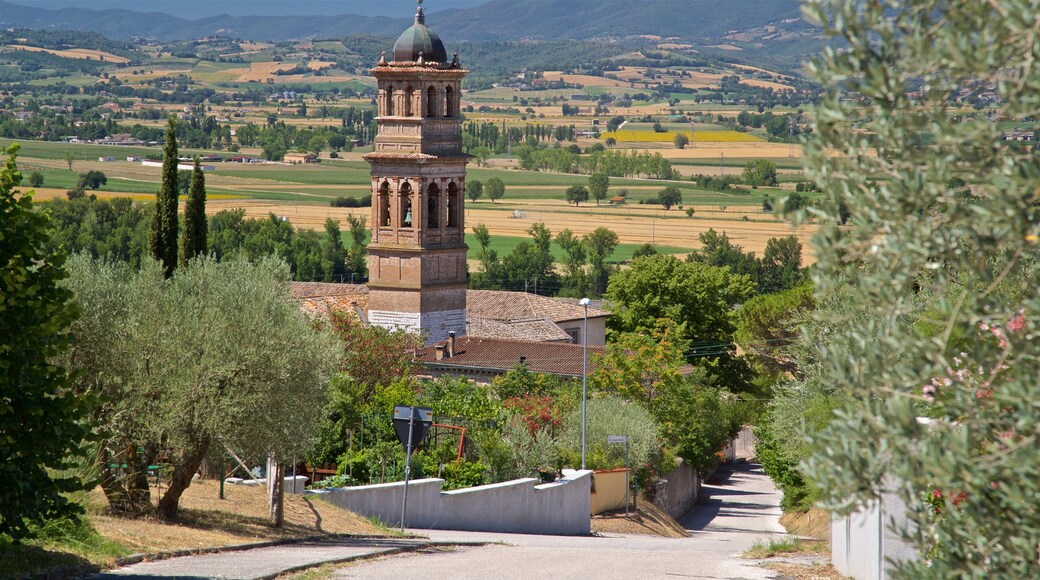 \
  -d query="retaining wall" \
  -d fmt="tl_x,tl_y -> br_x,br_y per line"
312,469 -> 592,535
652,459 -> 700,519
